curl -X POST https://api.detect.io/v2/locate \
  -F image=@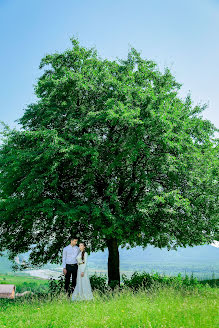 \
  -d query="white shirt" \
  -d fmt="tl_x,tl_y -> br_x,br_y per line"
62,244 -> 80,268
